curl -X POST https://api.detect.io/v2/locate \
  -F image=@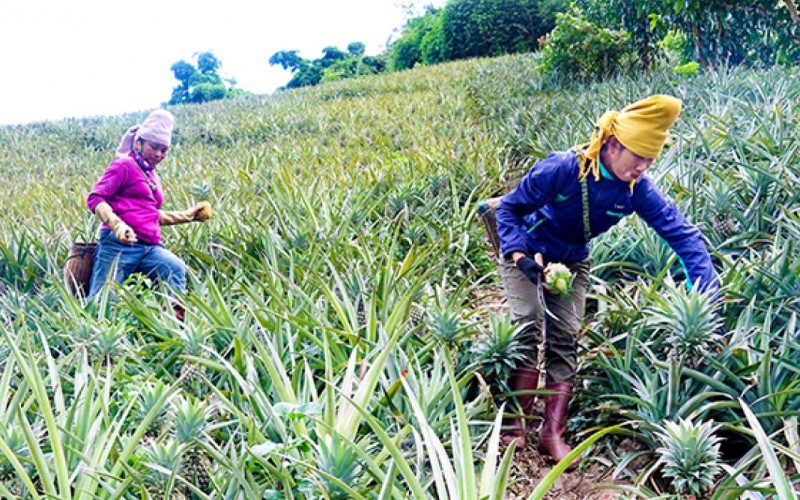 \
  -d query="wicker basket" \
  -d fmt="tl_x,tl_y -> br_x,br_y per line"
477,197 -> 503,257
64,242 -> 97,297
